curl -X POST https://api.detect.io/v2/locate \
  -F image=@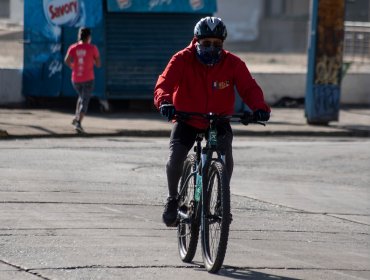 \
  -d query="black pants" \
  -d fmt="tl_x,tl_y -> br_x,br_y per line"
166,121 -> 234,197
